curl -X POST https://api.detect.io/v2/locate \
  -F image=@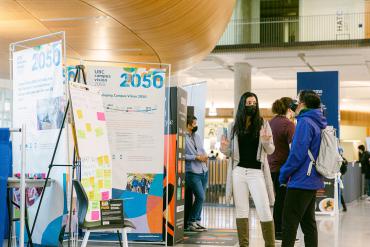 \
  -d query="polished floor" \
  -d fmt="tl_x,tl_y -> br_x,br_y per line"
4,199 -> 370,247
78,199 -> 370,247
